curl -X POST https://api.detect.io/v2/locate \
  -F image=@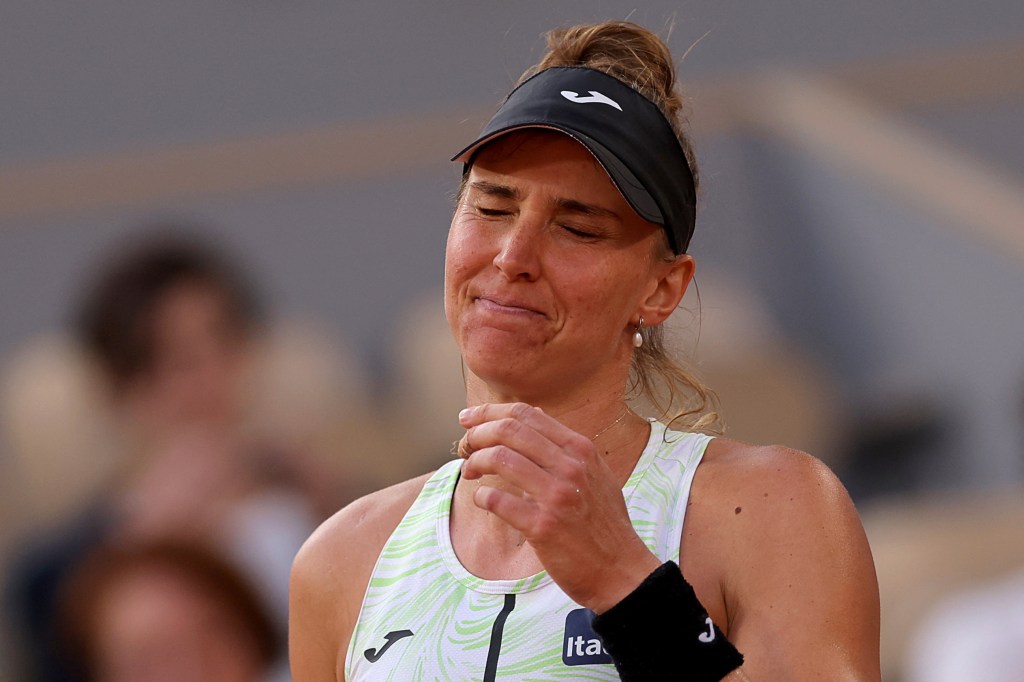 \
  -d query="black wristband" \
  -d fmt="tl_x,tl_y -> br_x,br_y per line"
591,561 -> 743,681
